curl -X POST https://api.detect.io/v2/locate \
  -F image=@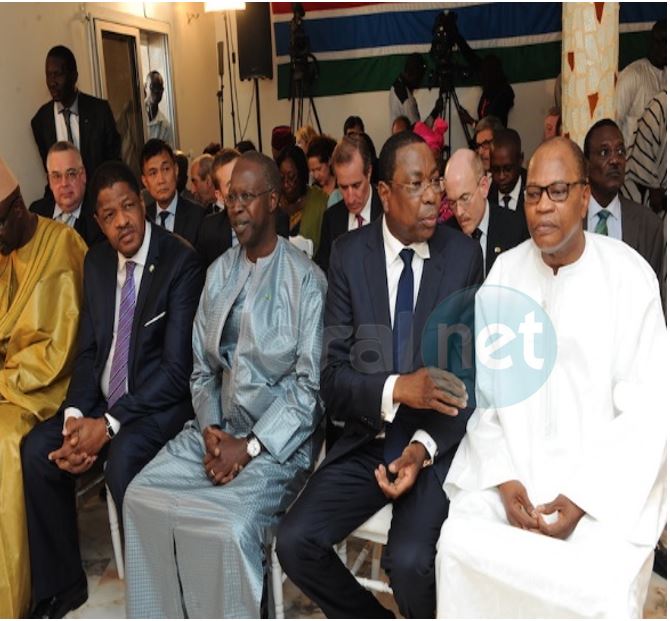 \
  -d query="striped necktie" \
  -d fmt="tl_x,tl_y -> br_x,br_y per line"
595,210 -> 610,236
108,261 -> 136,408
